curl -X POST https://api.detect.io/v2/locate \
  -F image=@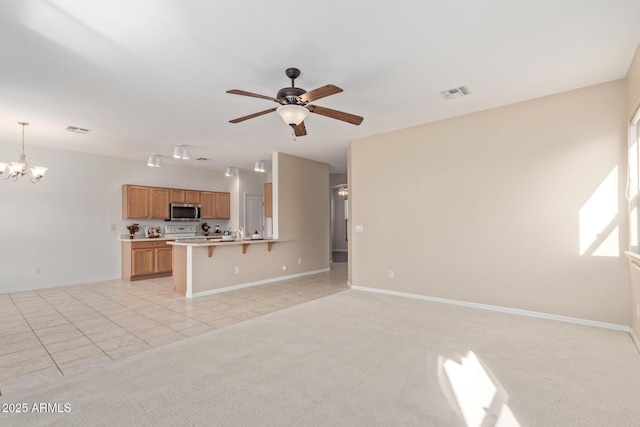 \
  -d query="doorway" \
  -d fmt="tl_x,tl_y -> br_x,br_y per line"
244,194 -> 264,236
331,184 -> 348,263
